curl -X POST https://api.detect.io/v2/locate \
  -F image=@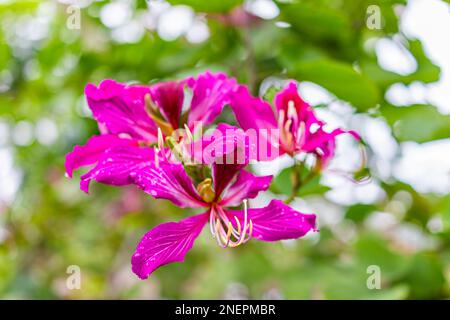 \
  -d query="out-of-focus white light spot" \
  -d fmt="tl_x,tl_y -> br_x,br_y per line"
52,54 -> 78,77
58,0 -> 93,8
300,197 -> 344,227
0,120 -> 10,146
385,83 -> 411,106
258,76 -> 285,97
76,95 -> 93,117
12,121 -> 34,146
251,153 -> 294,177
157,5 -> 194,41
0,70 -> 13,93
275,21 -> 290,28
401,0 -> 450,113
245,0 -> 279,20
360,115 -> 397,161
375,38 -> 417,75
24,59 -> 41,81
309,123 -> 320,134
144,0 -> 171,30
0,148 -> 21,205
36,118 -> 58,146
391,223 -> 437,252
394,139 -> 450,194
365,211 -> 398,231
324,174 -> 385,205
299,81 -> 334,106
385,82 -> 428,106
112,20 -> 144,43
363,37 -> 378,54
427,216 -> 443,234
186,19 -> 209,44
100,2 -> 132,29
351,114 -> 398,179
